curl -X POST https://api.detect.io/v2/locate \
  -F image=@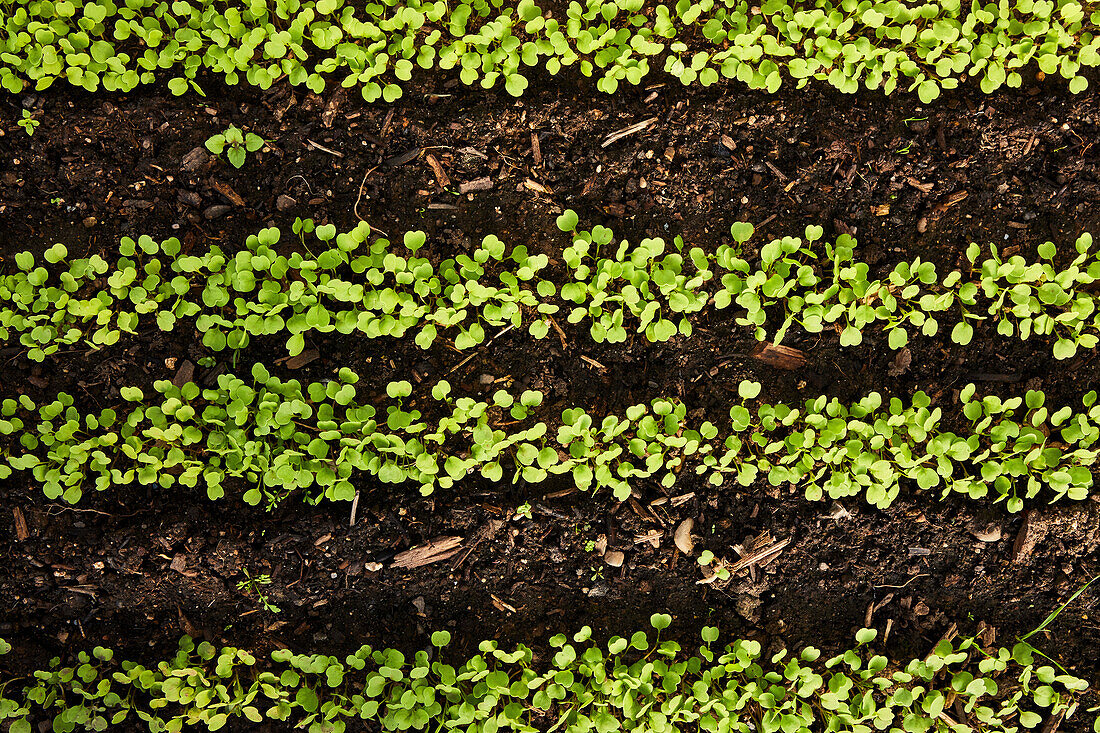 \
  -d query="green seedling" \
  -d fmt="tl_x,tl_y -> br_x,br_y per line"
205,125 -> 265,169
0,619 -> 1088,733
236,569 -> 281,614
17,109 -> 38,136
0,0 -> 1095,101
